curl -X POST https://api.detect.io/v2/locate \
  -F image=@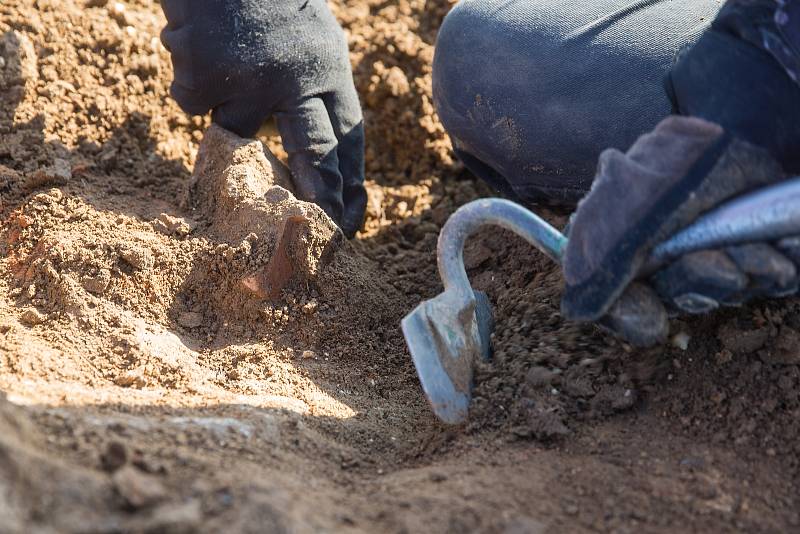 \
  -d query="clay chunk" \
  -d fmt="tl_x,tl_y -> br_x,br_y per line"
187,125 -> 342,301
